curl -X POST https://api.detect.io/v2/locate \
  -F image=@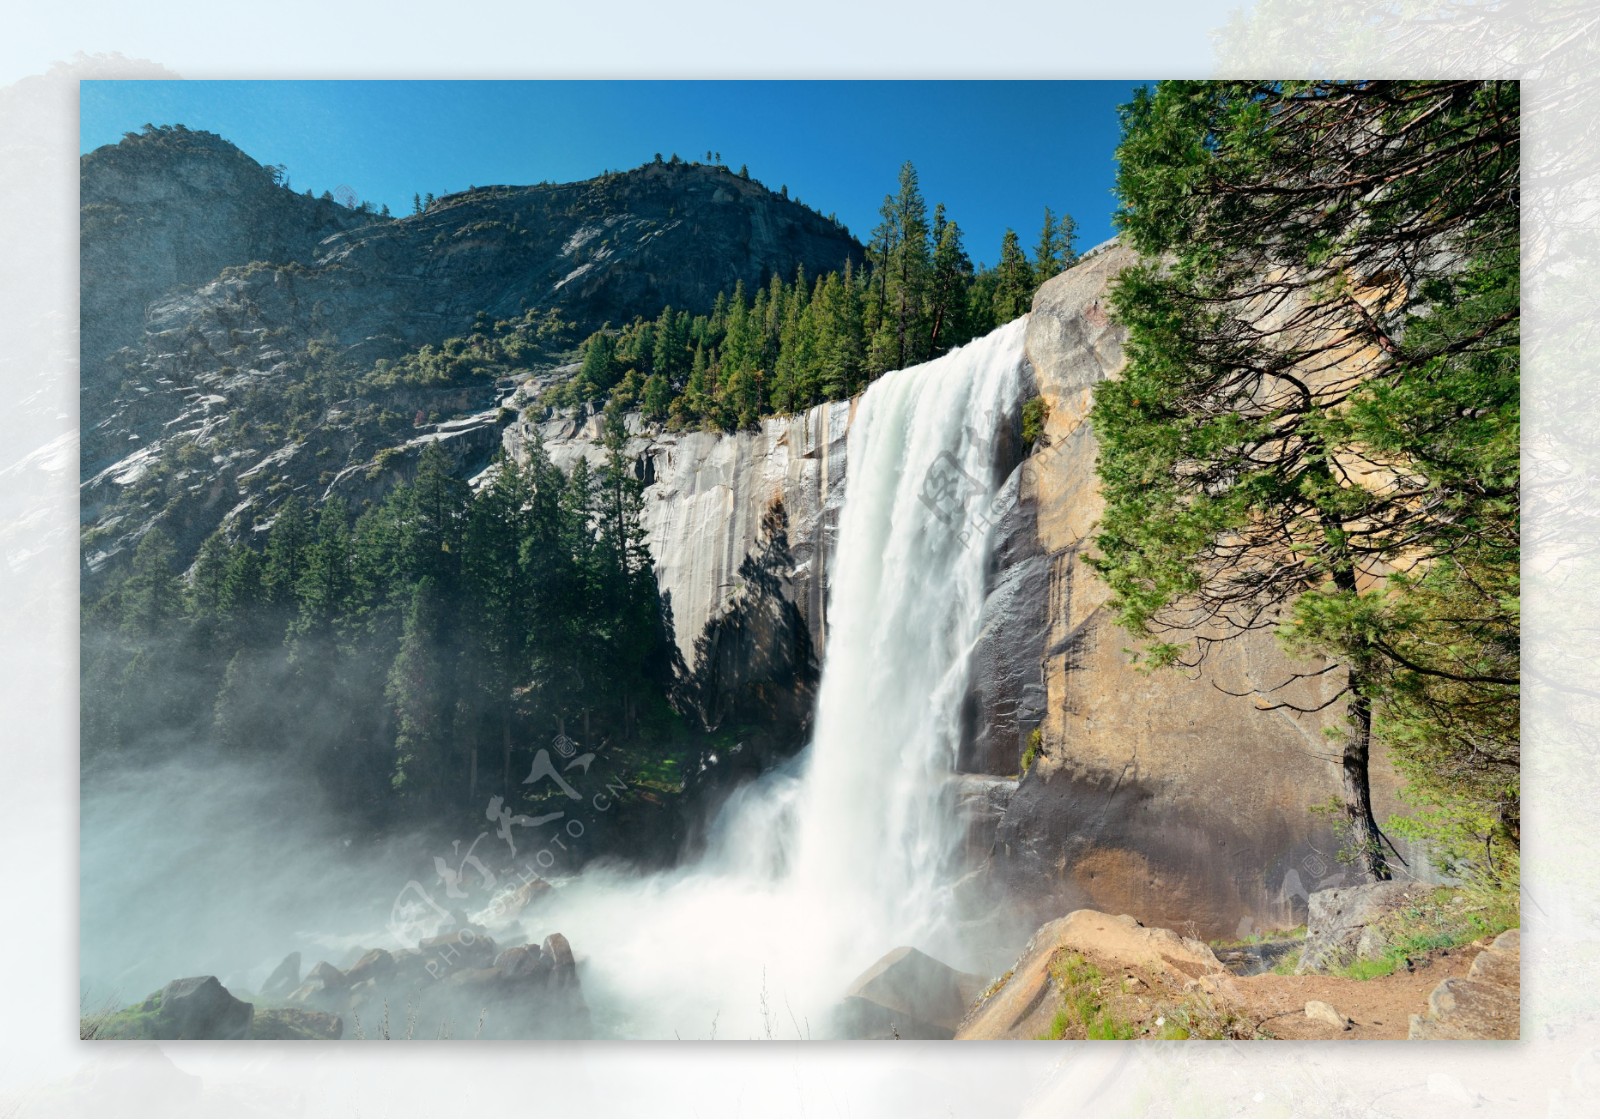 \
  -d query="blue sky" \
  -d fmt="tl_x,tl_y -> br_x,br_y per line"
81,81 -> 1147,264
